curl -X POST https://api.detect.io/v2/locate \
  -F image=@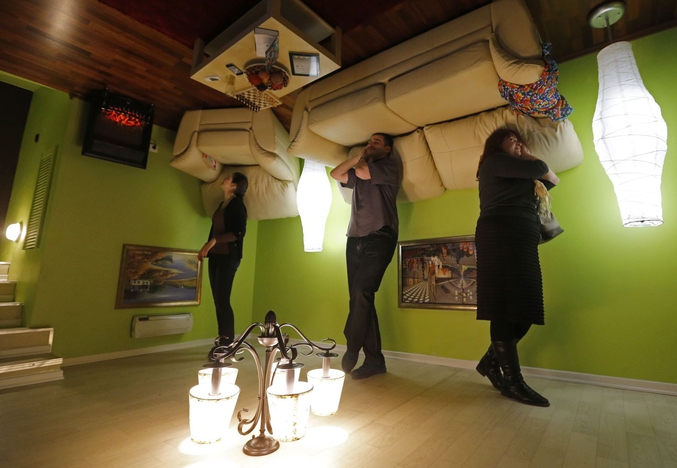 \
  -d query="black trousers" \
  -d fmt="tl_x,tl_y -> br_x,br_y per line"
208,254 -> 240,341
490,321 -> 532,342
345,229 -> 397,367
